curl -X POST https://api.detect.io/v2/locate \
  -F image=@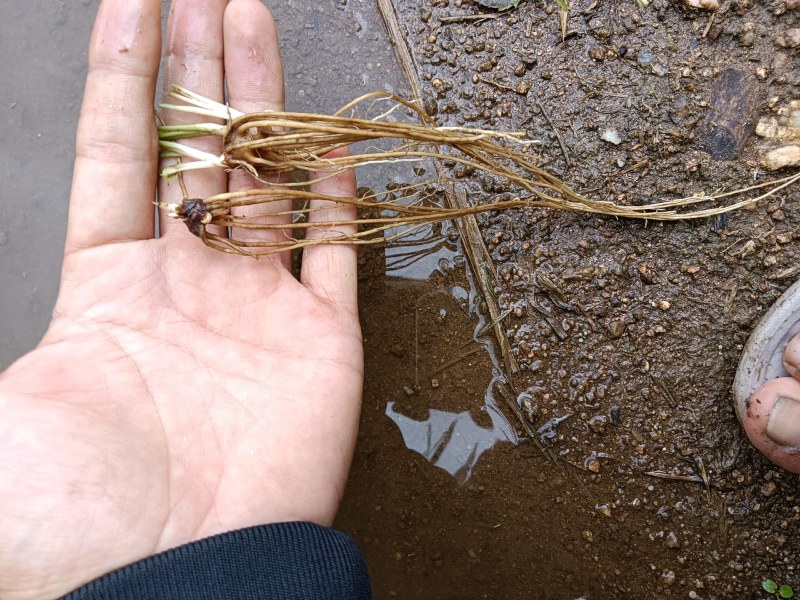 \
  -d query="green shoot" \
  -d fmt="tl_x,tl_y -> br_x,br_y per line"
159,140 -> 225,178
158,123 -> 227,141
